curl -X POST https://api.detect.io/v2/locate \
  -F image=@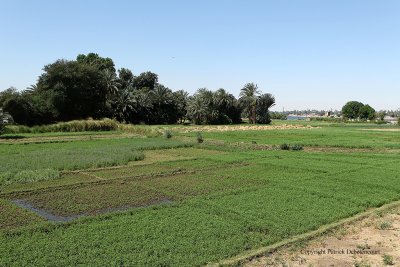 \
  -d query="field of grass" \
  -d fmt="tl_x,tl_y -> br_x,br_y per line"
0,122 -> 399,266
0,138 -> 192,186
